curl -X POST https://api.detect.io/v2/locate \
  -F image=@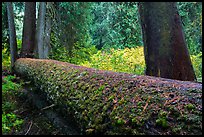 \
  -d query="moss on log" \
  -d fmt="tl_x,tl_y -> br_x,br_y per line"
14,58 -> 202,135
